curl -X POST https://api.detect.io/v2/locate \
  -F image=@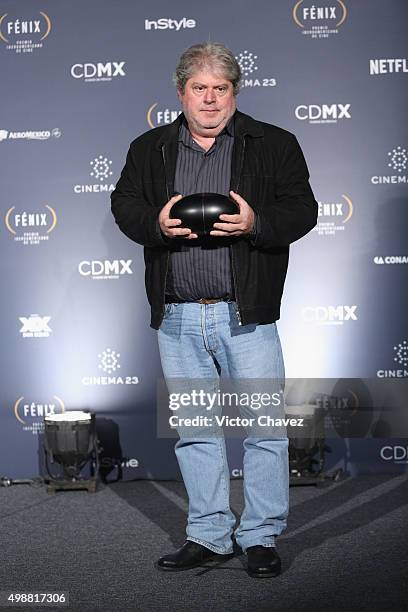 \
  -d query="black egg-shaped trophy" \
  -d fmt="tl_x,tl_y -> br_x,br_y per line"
170,192 -> 239,236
